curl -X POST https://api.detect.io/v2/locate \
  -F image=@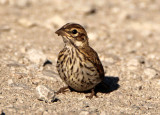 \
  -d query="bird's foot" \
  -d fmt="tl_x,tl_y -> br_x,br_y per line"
86,88 -> 98,99
56,86 -> 69,94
